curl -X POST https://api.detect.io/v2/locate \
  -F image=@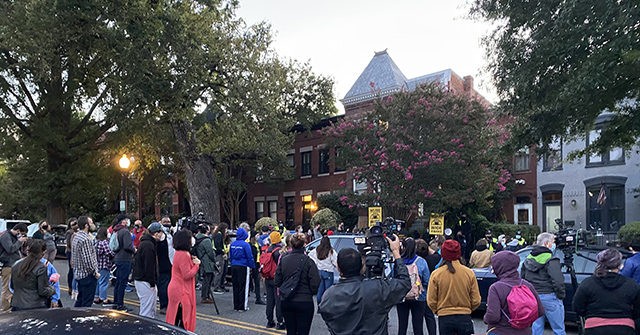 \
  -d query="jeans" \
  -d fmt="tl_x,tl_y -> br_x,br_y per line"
95,268 -> 111,301
213,254 -> 225,290
282,300 -> 314,335
437,314 -> 474,335
265,279 -> 283,324
75,276 -> 98,307
532,293 -> 566,335
66,252 -> 74,293
113,261 -> 132,307
157,272 -> 171,309
397,299 -> 426,335
316,270 -> 334,304
424,305 -> 437,335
